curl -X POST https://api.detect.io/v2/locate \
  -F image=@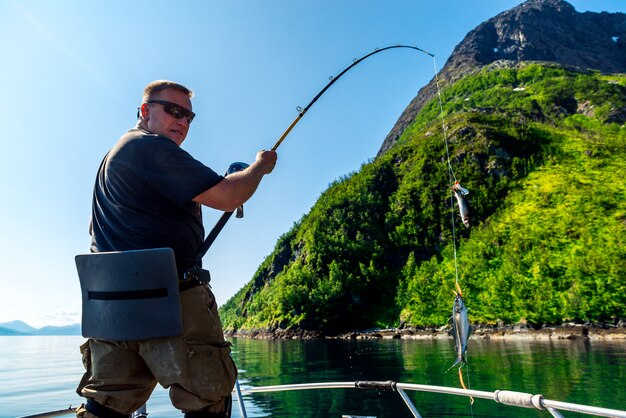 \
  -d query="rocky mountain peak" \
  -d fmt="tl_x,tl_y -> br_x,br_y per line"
377,0 -> 626,156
